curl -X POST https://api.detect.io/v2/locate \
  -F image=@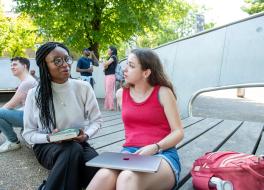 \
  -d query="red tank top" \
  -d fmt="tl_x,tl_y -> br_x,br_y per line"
122,86 -> 171,147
